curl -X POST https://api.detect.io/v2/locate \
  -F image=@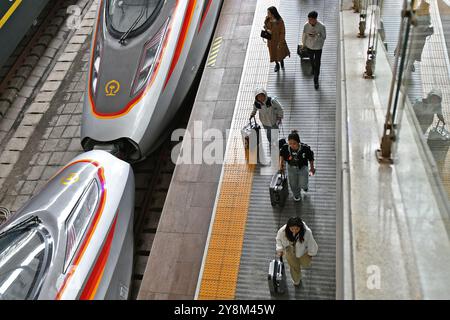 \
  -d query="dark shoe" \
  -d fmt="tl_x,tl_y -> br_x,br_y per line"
314,83 -> 319,90
280,60 -> 284,69
274,64 -> 280,72
303,188 -> 308,192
